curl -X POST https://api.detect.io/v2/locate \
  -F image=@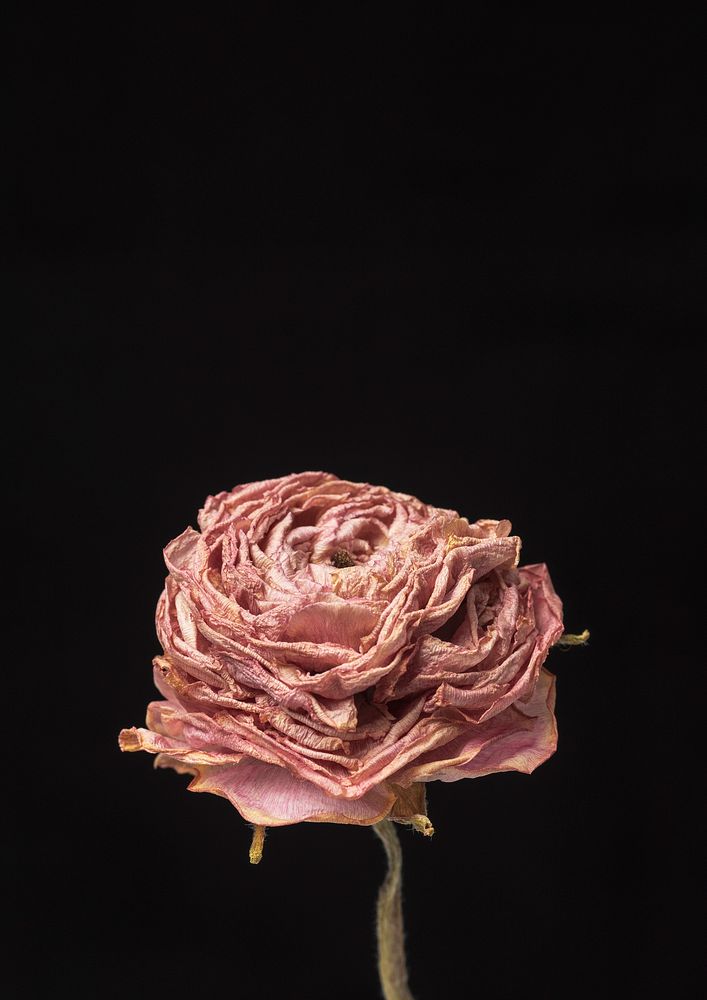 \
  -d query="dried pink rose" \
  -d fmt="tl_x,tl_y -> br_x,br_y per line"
120,472 -> 563,827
